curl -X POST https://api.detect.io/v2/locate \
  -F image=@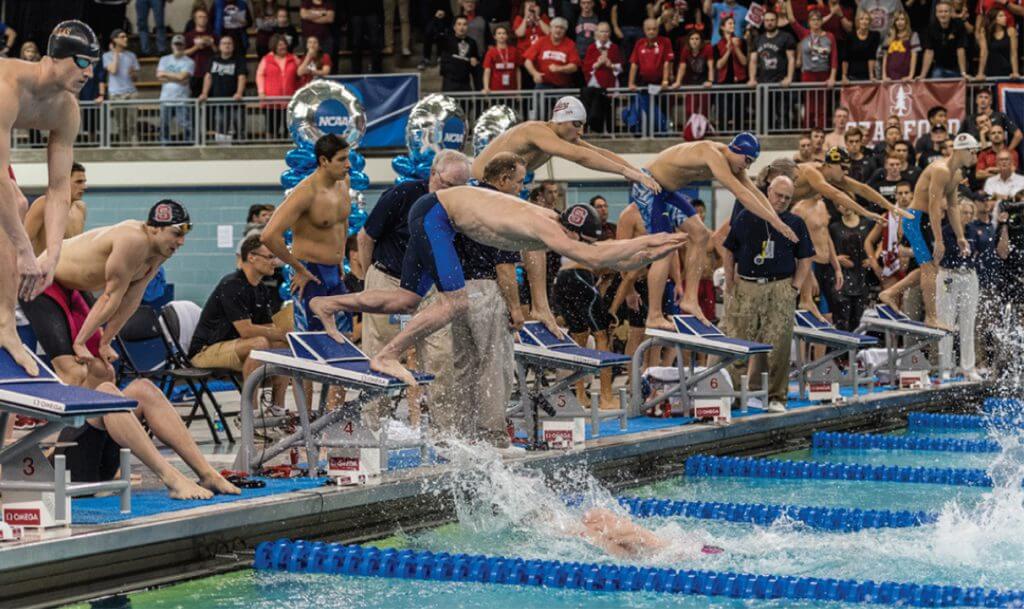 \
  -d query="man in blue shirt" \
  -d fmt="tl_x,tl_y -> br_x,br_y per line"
102,29 -> 140,143
157,34 -> 195,144
722,175 -> 815,412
